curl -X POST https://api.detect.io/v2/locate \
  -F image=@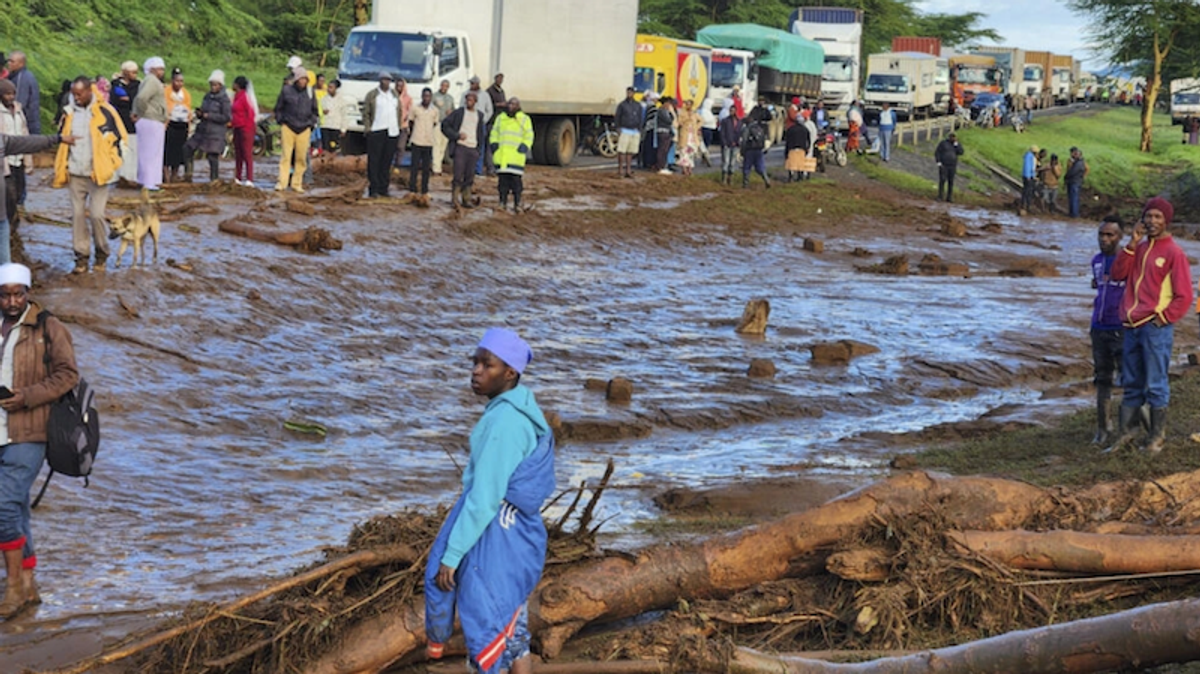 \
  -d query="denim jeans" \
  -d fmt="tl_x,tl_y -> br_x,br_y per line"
1122,322 -> 1173,408
742,149 -> 766,177
721,145 -> 739,174
1067,182 -> 1082,217
0,442 -> 46,563
0,218 -> 9,265
879,128 -> 893,161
